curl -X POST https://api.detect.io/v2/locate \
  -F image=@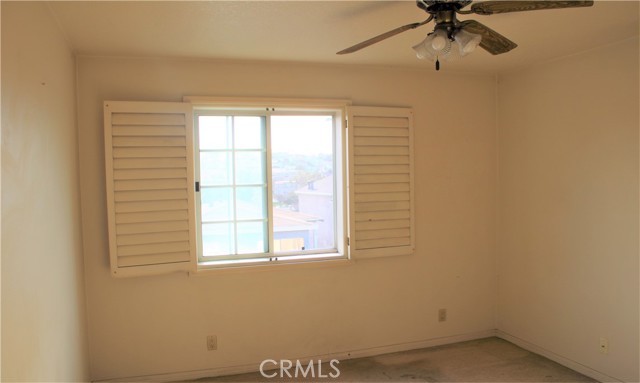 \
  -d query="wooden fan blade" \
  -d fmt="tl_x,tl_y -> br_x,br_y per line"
470,1 -> 594,16
460,20 -> 517,55
337,17 -> 432,55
